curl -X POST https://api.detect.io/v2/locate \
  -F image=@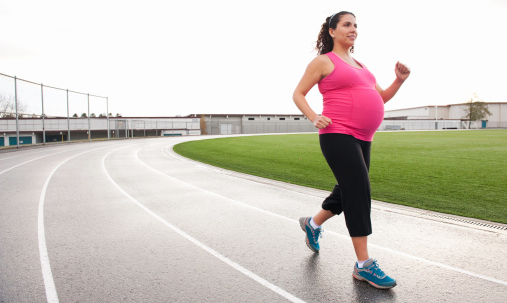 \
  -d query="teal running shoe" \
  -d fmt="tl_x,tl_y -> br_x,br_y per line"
299,217 -> 323,253
352,259 -> 397,289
